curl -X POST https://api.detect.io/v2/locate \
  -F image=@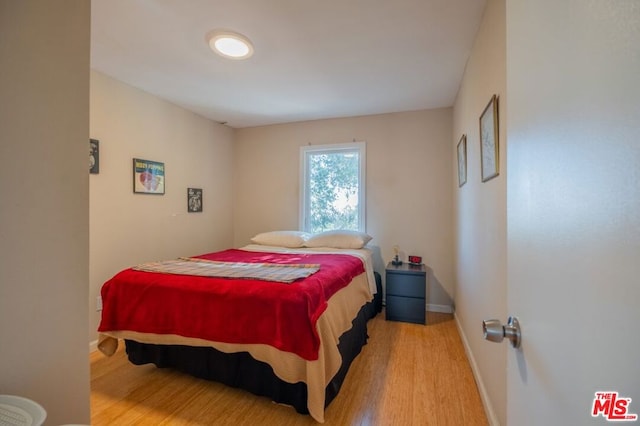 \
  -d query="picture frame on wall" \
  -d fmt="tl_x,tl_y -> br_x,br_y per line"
479,94 -> 499,182
133,158 -> 165,194
187,188 -> 203,213
89,139 -> 99,174
457,134 -> 467,187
